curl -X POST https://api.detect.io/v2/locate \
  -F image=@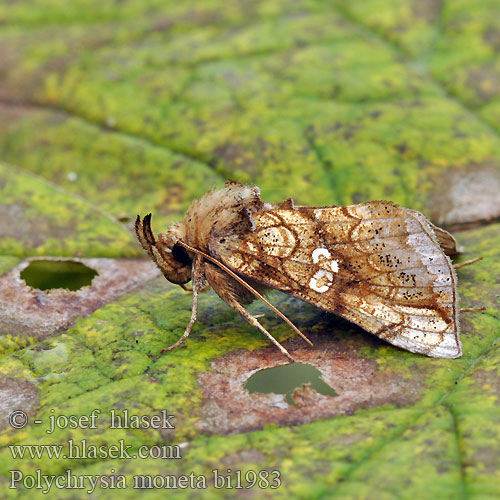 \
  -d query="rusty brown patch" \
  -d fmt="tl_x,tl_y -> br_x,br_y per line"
196,334 -> 423,435
0,257 -> 159,341
0,378 -> 40,431
430,162 -> 500,227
